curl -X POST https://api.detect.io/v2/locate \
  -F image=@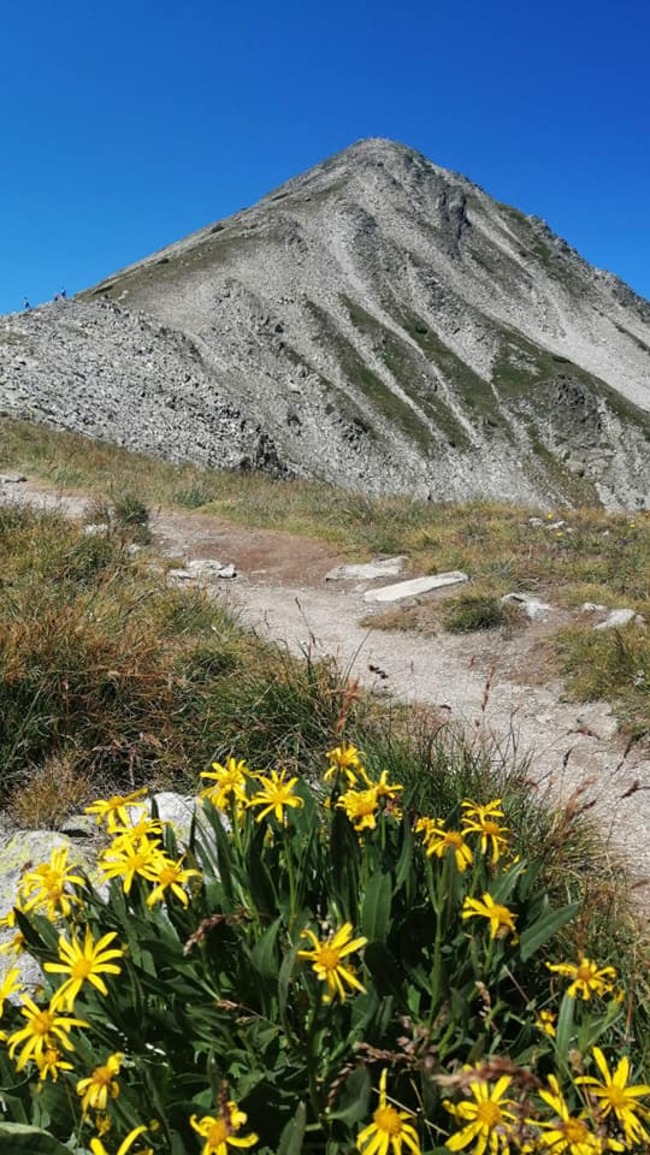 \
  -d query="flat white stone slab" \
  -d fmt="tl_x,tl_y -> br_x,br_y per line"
363,570 -> 468,604
326,556 -> 407,582
594,608 -> 644,631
